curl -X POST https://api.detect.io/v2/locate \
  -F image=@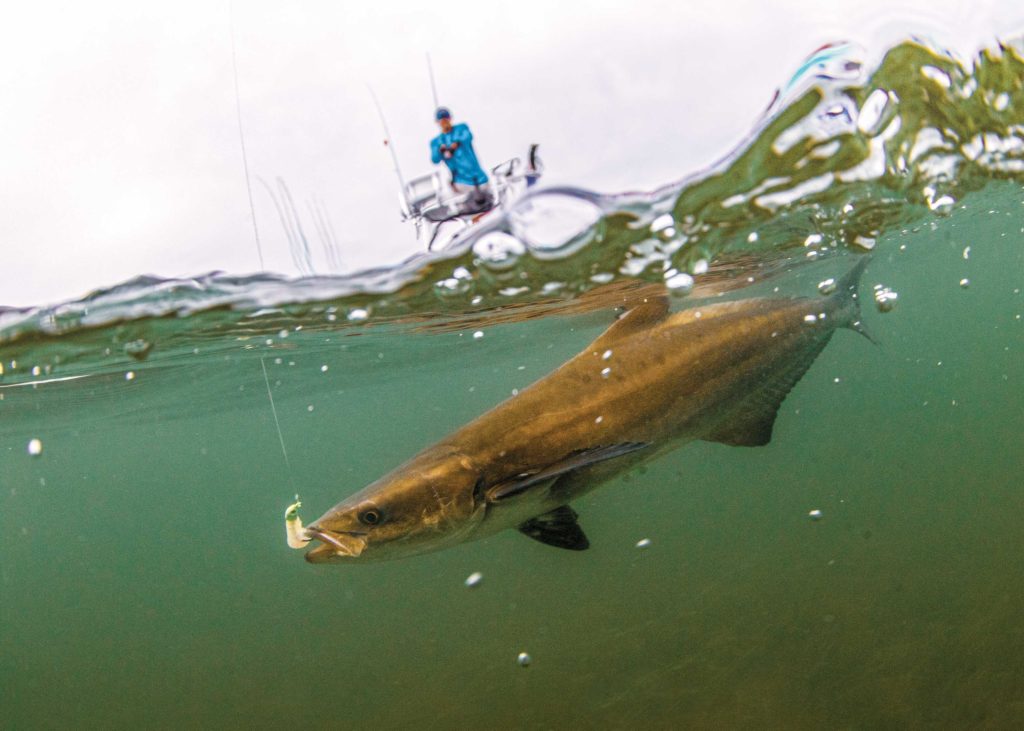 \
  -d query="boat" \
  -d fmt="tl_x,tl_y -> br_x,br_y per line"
399,144 -> 544,250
